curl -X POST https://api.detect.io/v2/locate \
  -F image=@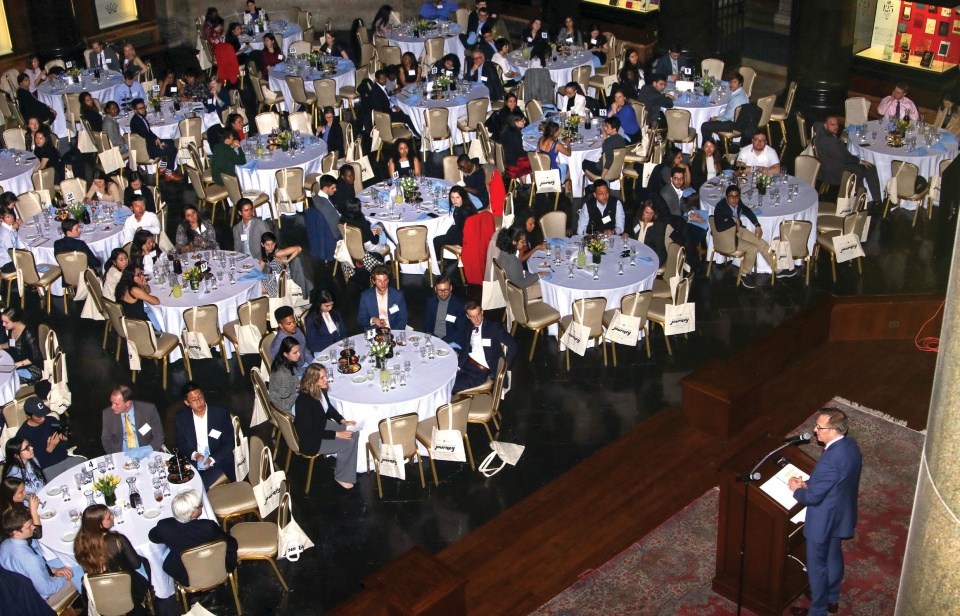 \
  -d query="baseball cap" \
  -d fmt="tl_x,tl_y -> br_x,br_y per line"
23,397 -> 49,417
